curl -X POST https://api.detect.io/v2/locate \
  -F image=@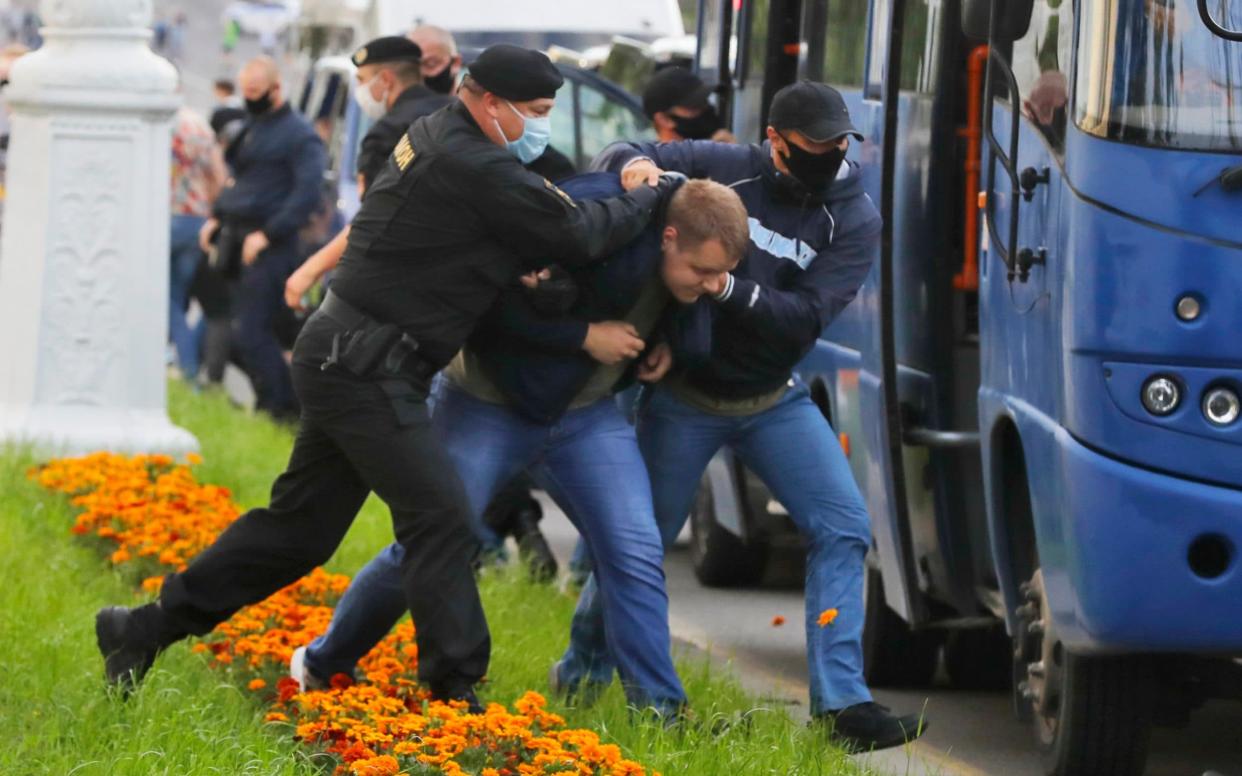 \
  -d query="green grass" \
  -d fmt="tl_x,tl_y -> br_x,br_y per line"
0,382 -> 866,775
